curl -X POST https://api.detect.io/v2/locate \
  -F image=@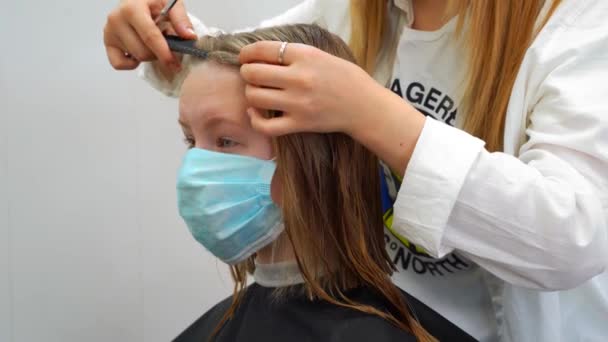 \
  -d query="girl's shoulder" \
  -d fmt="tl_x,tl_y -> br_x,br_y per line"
171,283 -> 418,342
172,283 -> 477,342
528,1 -> 608,66
512,0 -> 608,126
172,292 -> 235,342
259,0 -> 352,42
